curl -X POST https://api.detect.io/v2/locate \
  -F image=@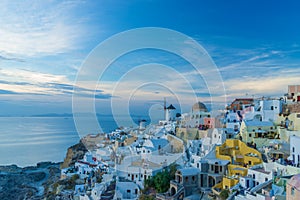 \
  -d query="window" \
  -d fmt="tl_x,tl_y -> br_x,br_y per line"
297,114 -> 300,118
211,165 -> 214,171
246,180 -> 250,188
220,166 -> 222,172
128,174 -> 130,177
265,178 -> 268,182
293,147 -> 295,153
192,176 -> 195,182
249,133 -> 252,137
253,174 -> 256,179
291,187 -> 295,195
249,161 -> 252,165
271,106 -> 274,110
135,189 -> 138,194
127,190 -> 130,193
